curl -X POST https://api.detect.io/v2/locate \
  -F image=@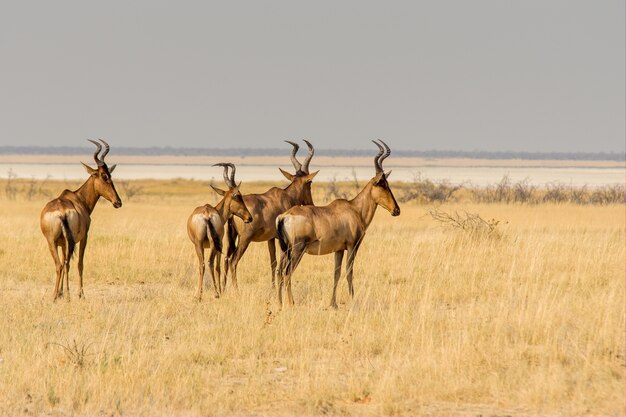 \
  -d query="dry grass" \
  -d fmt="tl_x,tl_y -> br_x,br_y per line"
0,180 -> 623,417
